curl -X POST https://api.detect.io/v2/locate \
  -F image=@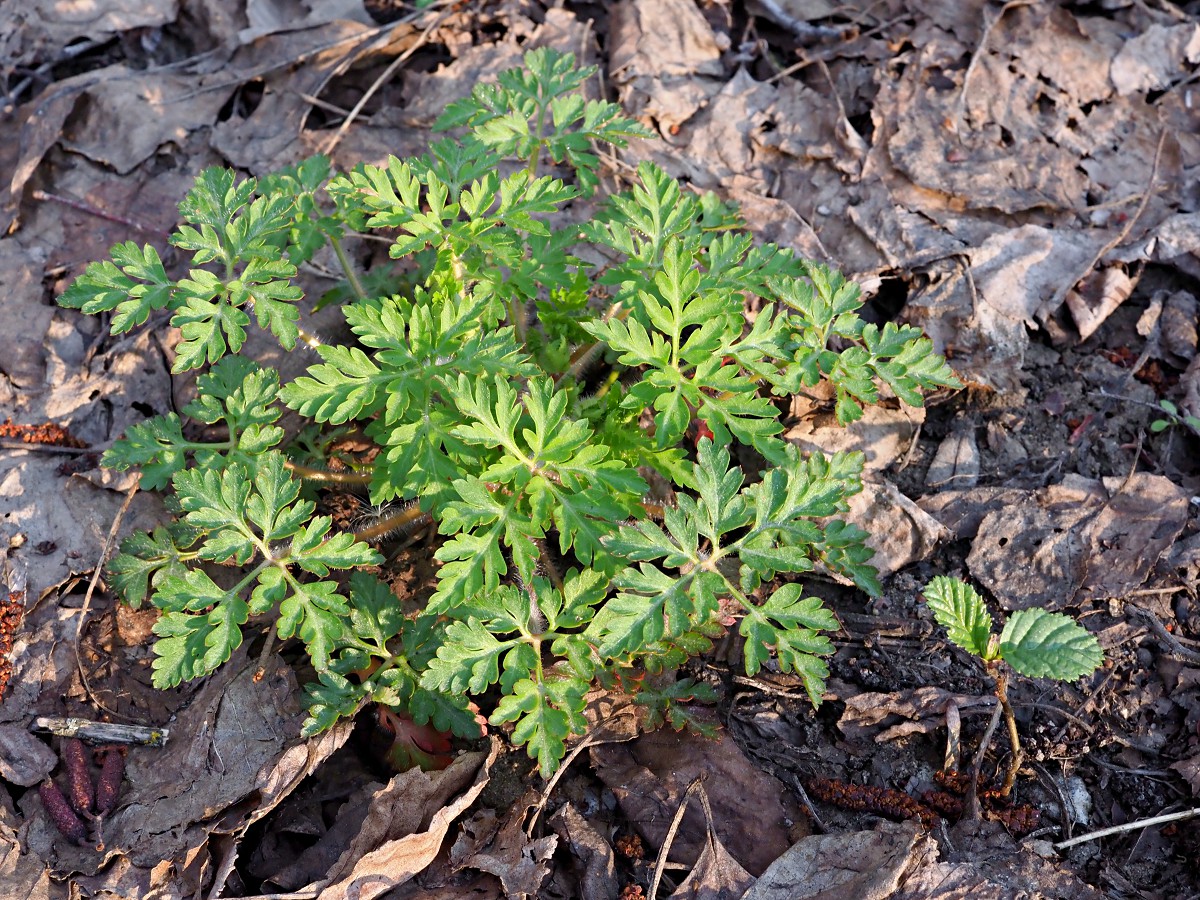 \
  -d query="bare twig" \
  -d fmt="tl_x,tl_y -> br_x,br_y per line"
32,189 -> 167,240
75,481 -> 139,716
965,693 -> 1003,819
32,716 -> 168,746
320,5 -> 456,155
0,441 -> 93,455
993,672 -> 1022,801
955,0 -> 1037,133
525,730 -> 602,839
649,778 -> 706,899
1054,806 -> 1200,851
1128,604 -> 1200,664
